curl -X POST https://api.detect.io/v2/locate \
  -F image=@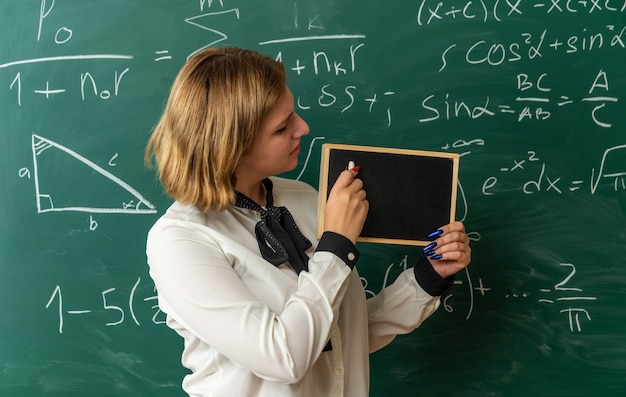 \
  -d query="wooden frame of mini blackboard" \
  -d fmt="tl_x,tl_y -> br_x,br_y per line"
318,144 -> 460,246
